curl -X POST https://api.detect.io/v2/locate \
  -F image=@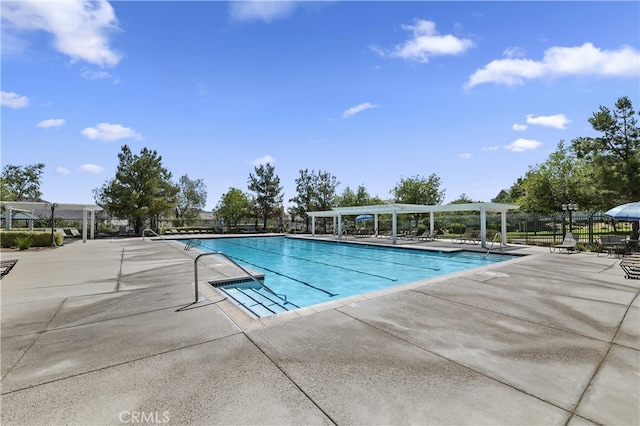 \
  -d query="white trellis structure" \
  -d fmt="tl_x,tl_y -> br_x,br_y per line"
1,201 -> 104,243
307,202 -> 520,248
